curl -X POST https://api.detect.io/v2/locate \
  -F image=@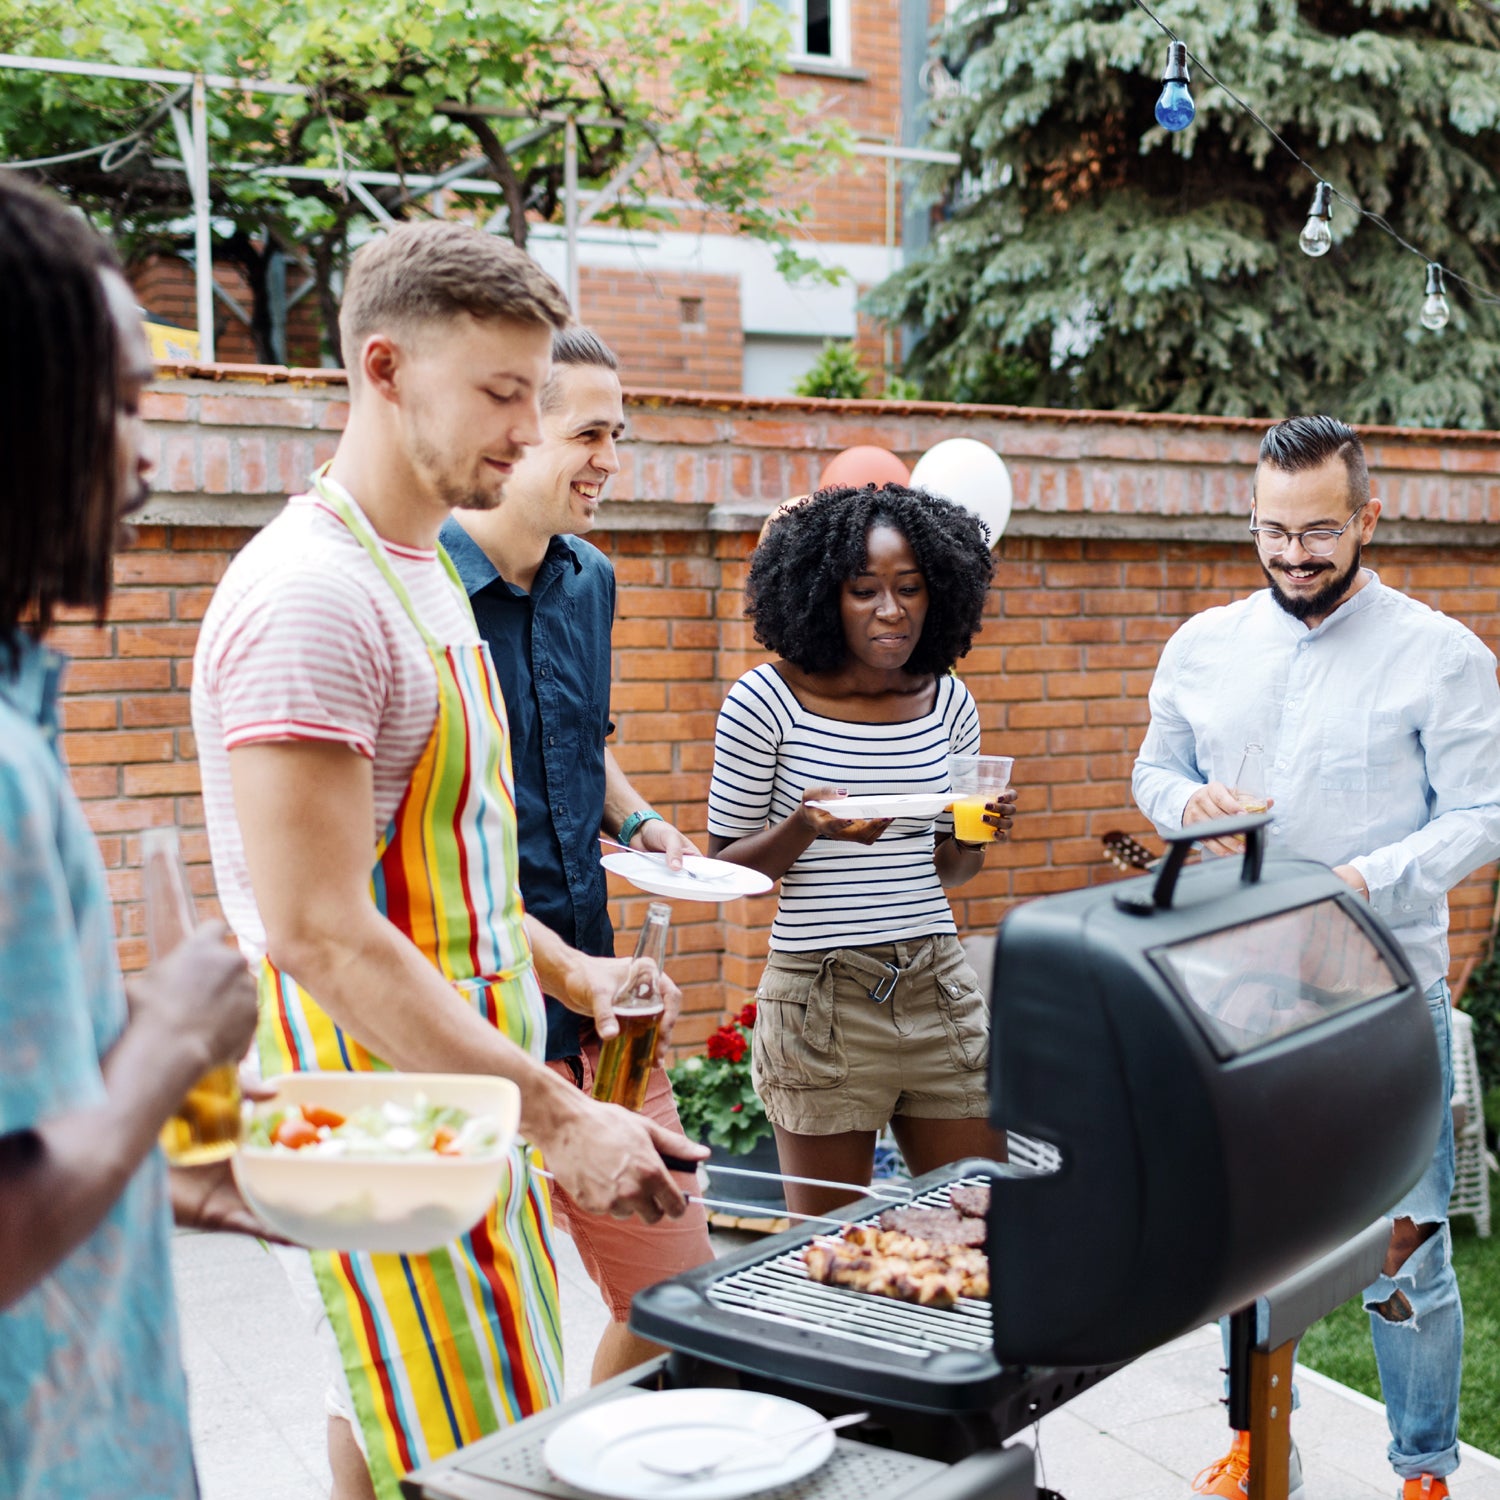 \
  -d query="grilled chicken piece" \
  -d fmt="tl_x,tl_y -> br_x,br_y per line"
804,1220 -> 991,1304
803,1244 -> 964,1308
843,1225 -> 989,1298
948,1184 -> 990,1219
877,1206 -> 986,1248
